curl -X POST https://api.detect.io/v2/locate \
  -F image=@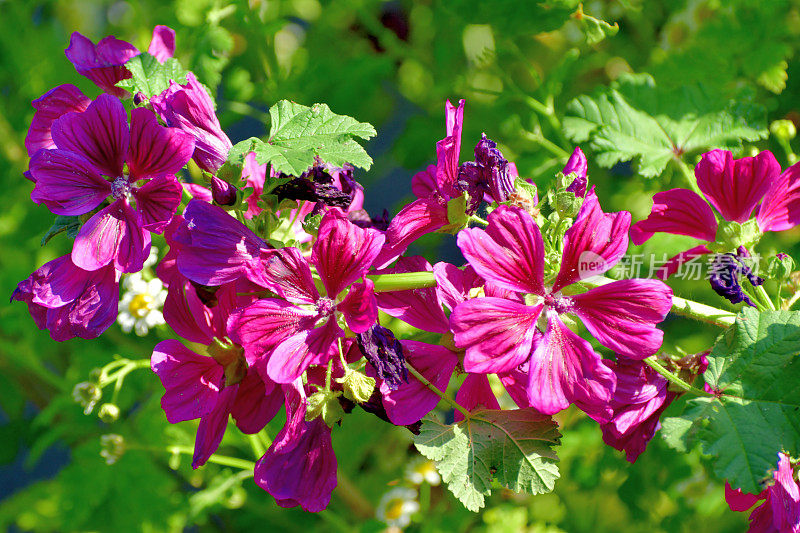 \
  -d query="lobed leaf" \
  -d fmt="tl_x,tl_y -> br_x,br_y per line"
661,307 -> 800,494
116,53 -> 188,98
414,408 -> 561,512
